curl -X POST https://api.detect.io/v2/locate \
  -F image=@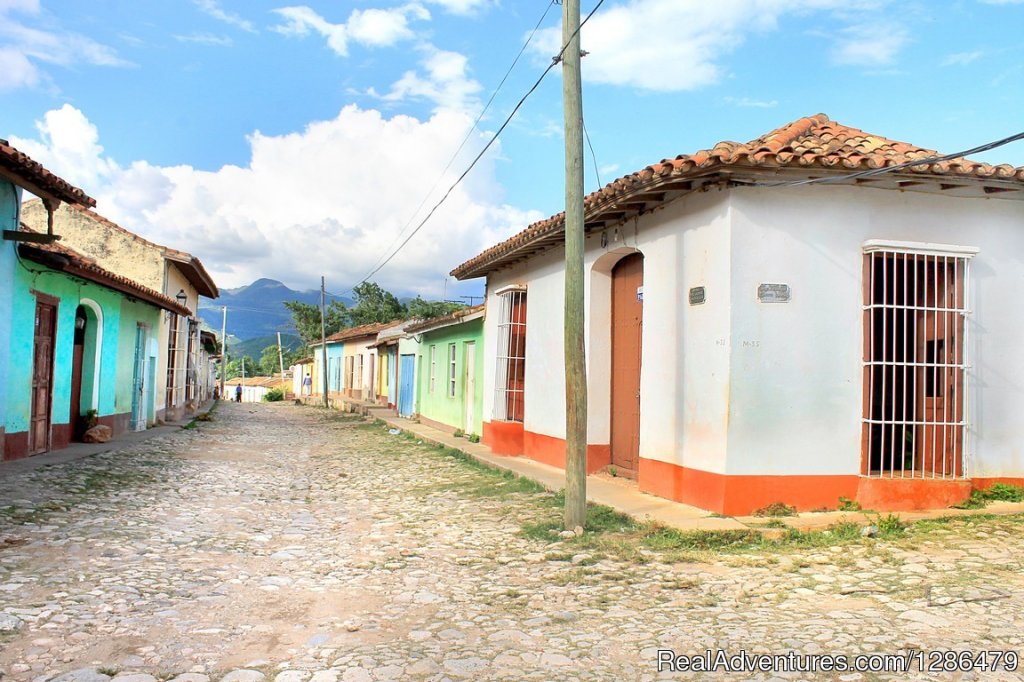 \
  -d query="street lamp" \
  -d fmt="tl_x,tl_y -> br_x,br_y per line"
175,289 -> 188,309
